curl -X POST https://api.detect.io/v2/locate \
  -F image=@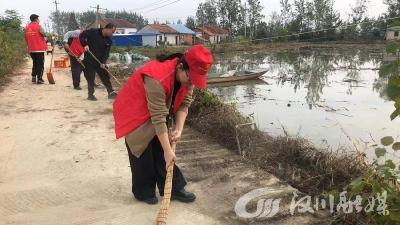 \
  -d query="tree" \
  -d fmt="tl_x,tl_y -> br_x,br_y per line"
67,13 -> 79,30
0,9 -> 22,31
77,11 -> 96,28
177,19 -> 182,24
217,0 -> 242,35
185,17 -> 196,30
247,0 -> 264,38
350,0 -> 368,23
384,0 -> 400,18
196,0 -> 217,26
